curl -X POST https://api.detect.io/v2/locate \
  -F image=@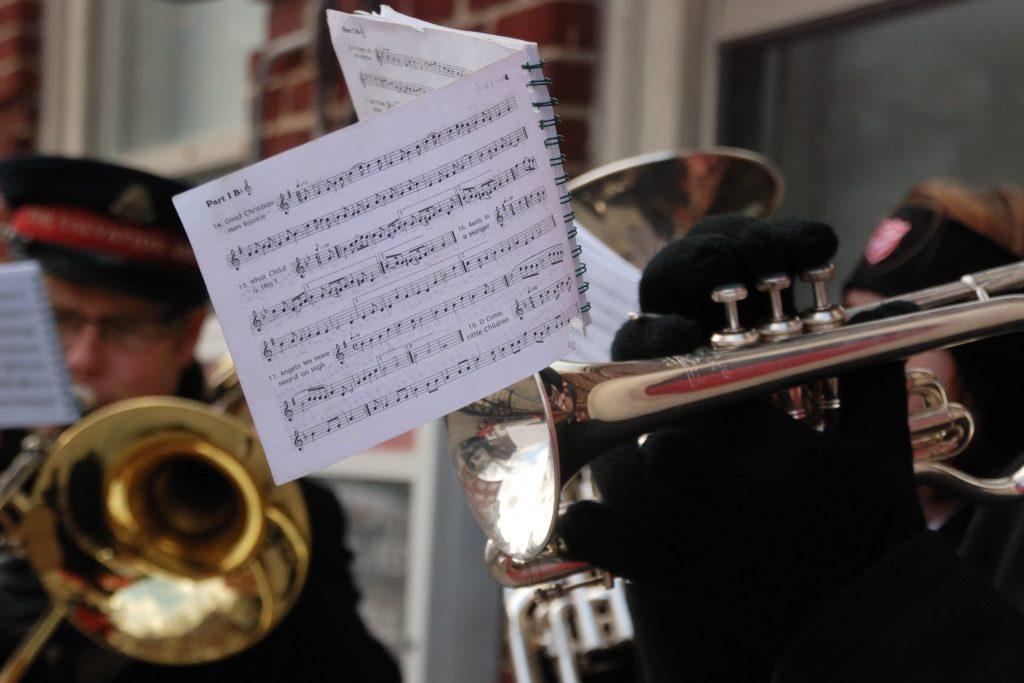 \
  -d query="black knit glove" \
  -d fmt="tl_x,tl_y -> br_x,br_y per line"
558,215 -> 926,661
